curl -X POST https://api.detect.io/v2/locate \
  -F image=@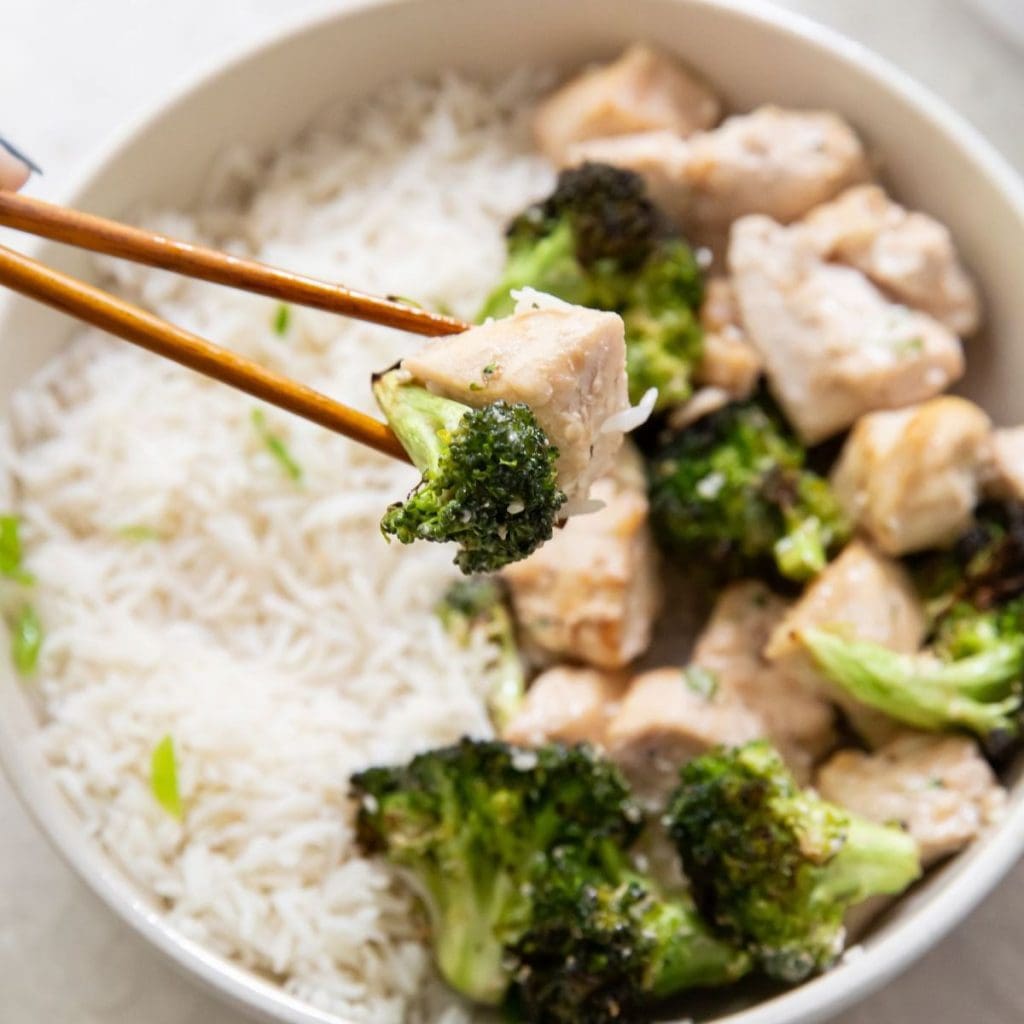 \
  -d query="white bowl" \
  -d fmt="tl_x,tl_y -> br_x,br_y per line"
1,2 -> 1023,1022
